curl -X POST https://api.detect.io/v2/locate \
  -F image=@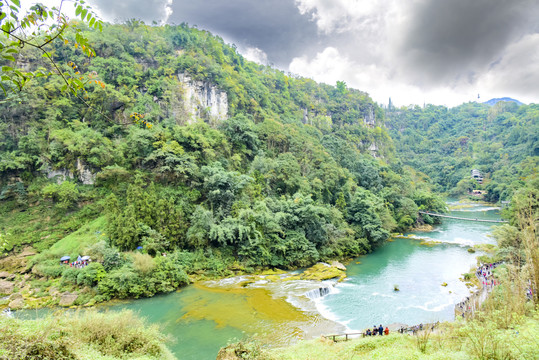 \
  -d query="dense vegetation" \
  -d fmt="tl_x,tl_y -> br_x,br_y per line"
1,11 -> 537,360
222,176 -> 539,359
0,21 -> 447,305
385,102 -> 539,202
0,310 -> 175,359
